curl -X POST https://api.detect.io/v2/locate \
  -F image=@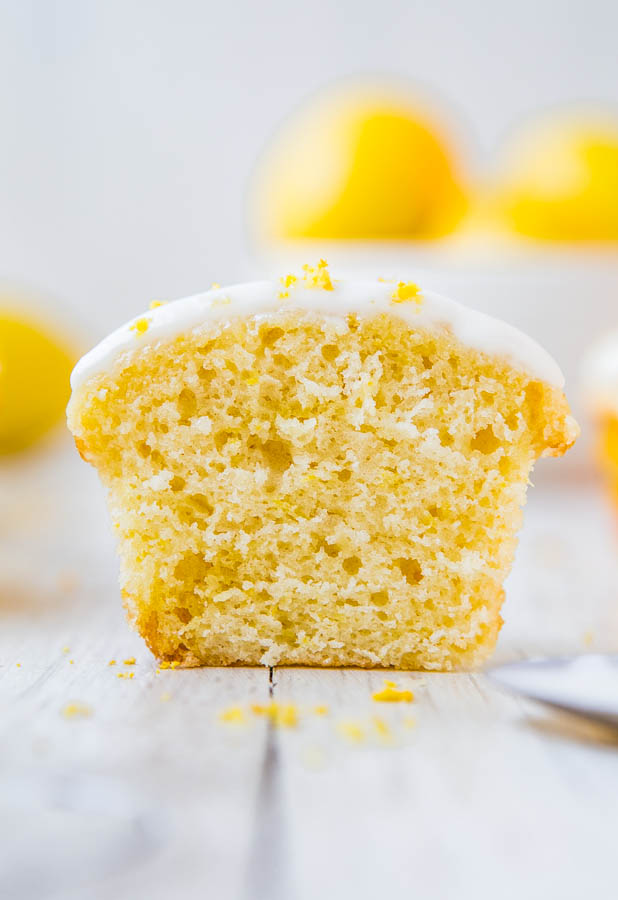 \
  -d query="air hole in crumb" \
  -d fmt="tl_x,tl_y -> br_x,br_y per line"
170,476 -> 186,492
370,590 -> 389,607
439,428 -> 454,448
214,430 -> 232,451
198,366 -> 216,384
189,493 -> 214,515
498,456 -> 512,476
322,344 -> 340,362
323,542 -> 340,558
174,552 -> 211,583
396,557 -> 423,585
471,425 -> 501,454
273,354 -> 292,368
177,388 -> 197,419
260,439 -> 293,475
261,326 -> 284,347
342,555 -> 361,575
